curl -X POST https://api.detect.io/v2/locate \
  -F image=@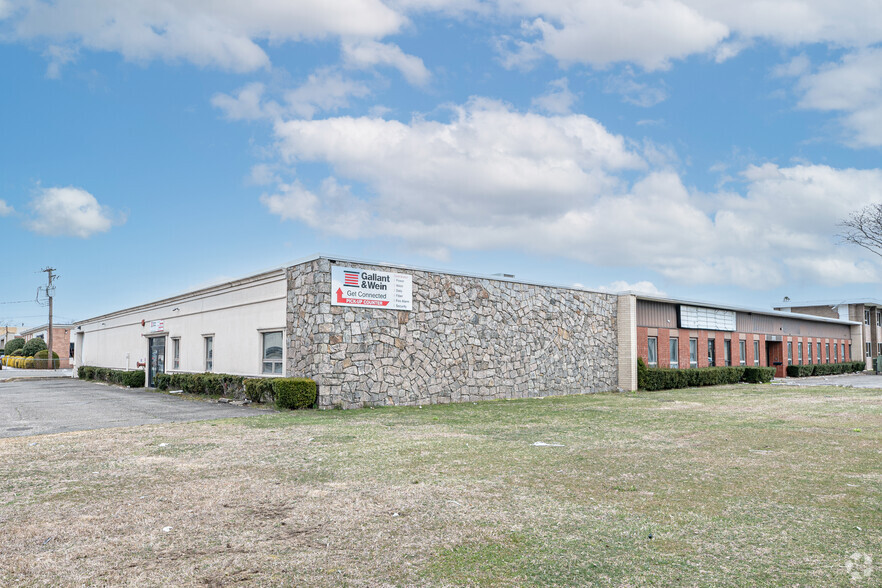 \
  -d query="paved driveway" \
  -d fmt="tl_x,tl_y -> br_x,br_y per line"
0,378 -> 268,438
771,372 -> 882,389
